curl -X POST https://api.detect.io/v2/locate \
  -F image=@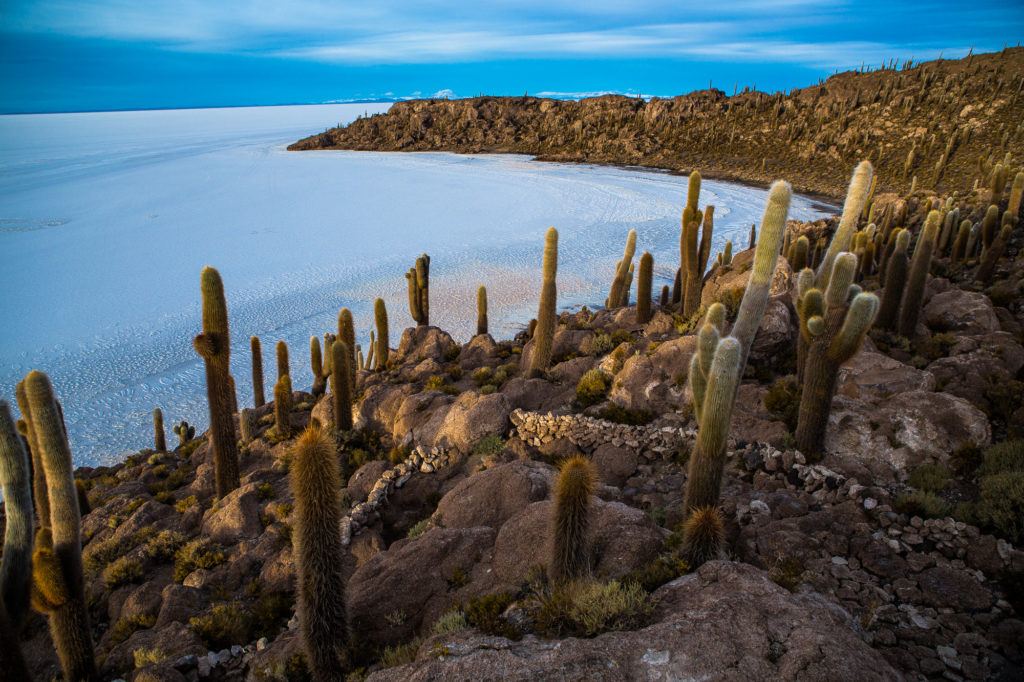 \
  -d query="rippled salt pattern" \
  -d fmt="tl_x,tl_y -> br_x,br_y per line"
0,104 -> 832,466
